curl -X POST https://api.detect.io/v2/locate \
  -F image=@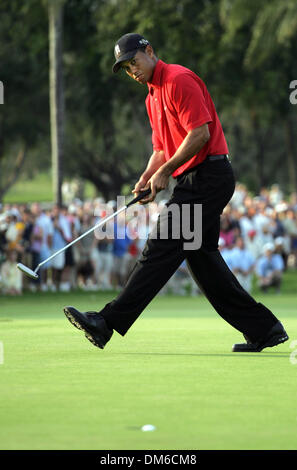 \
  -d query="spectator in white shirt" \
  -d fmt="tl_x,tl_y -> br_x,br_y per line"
256,243 -> 284,293
31,203 -> 54,291
0,249 -> 22,295
245,229 -> 263,260
230,237 -> 255,293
